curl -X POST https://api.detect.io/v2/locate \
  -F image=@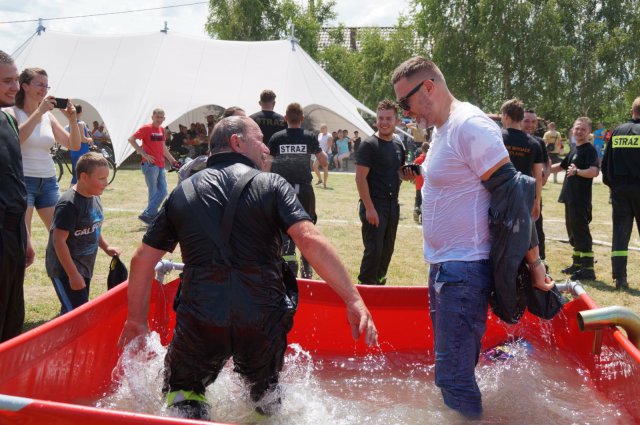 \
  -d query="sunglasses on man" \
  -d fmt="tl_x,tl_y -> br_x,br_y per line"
397,78 -> 434,111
